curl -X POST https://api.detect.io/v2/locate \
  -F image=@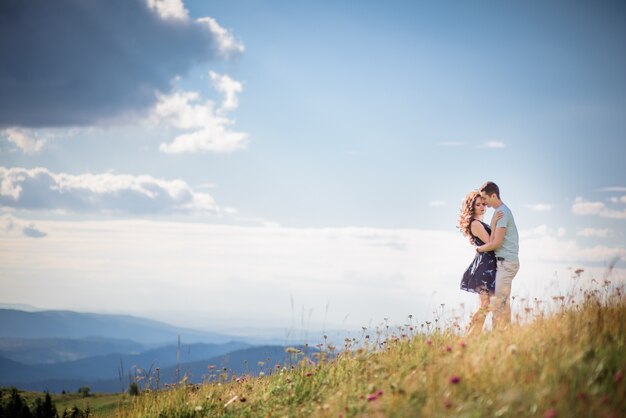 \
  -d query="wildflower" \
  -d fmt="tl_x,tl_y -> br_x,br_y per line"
376,390 -> 383,397
194,406 -> 203,412
507,344 -> 518,355
543,408 -> 556,418
426,339 -> 433,346
443,399 -> 452,409
576,391 -> 587,401
543,408 -> 557,418
459,341 -> 466,349
449,375 -> 461,384
614,370 -> 624,384
445,345 -> 452,352
367,393 -> 378,402
306,372 -> 313,377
